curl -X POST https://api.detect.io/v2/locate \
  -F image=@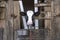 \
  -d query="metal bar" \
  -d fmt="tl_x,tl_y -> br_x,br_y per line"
34,19 -> 39,29
22,16 -> 28,29
34,0 -> 38,13
19,0 -> 24,12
